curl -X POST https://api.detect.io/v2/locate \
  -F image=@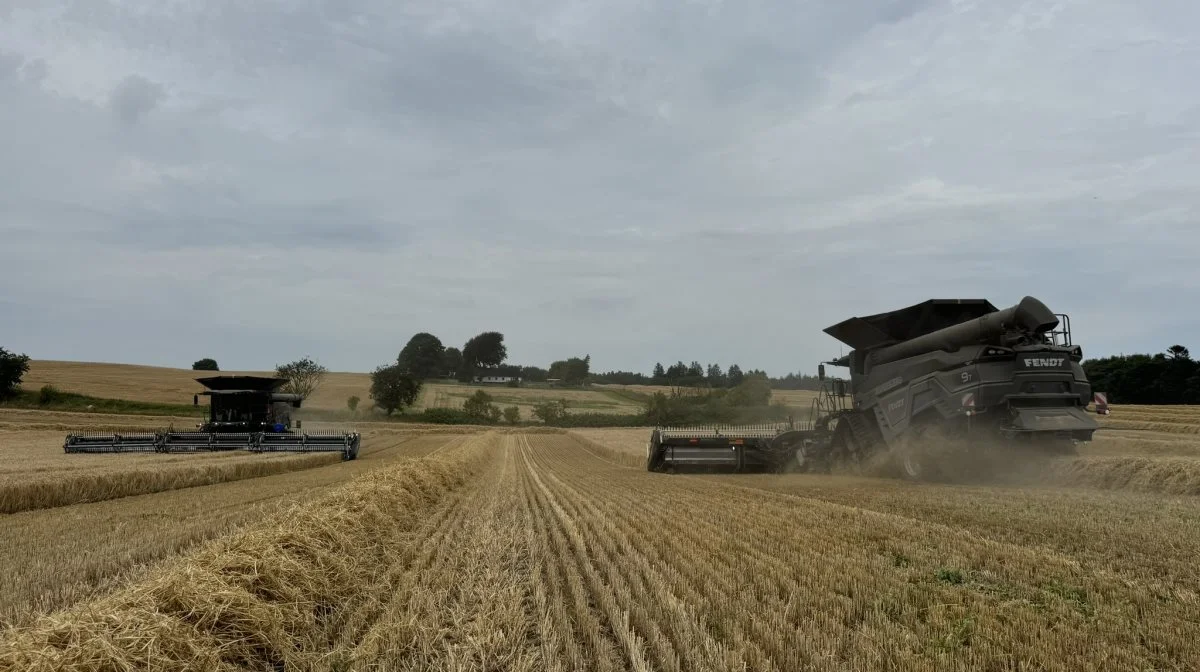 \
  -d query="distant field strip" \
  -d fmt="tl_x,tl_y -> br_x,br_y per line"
418,382 -> 644,416
0,446 -> 341,514
0,427 -> 357,514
